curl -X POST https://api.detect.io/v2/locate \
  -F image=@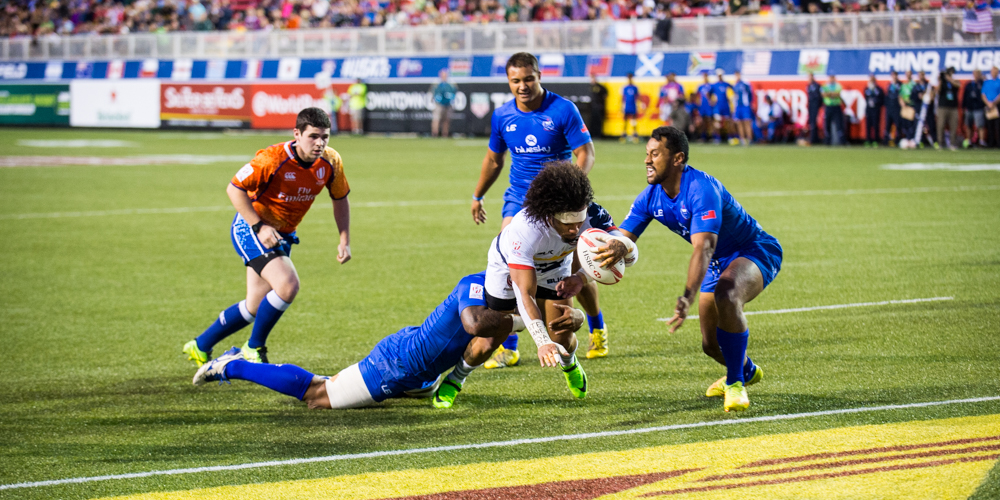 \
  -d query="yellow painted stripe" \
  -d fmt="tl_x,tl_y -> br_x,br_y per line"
101,414 -> 999,500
